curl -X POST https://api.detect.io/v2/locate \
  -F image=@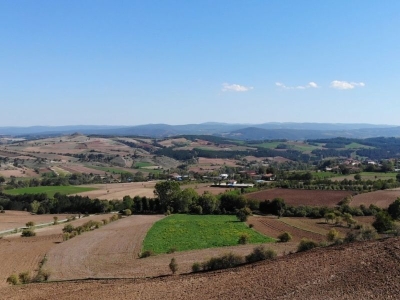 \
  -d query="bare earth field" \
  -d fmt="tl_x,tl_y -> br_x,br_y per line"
0,211 -> 70,232
246,188 -> 353,207
0,214 -> 113,287
352,189 -> 400,208
76,182 -> 157,200
2,237 -> 399,299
